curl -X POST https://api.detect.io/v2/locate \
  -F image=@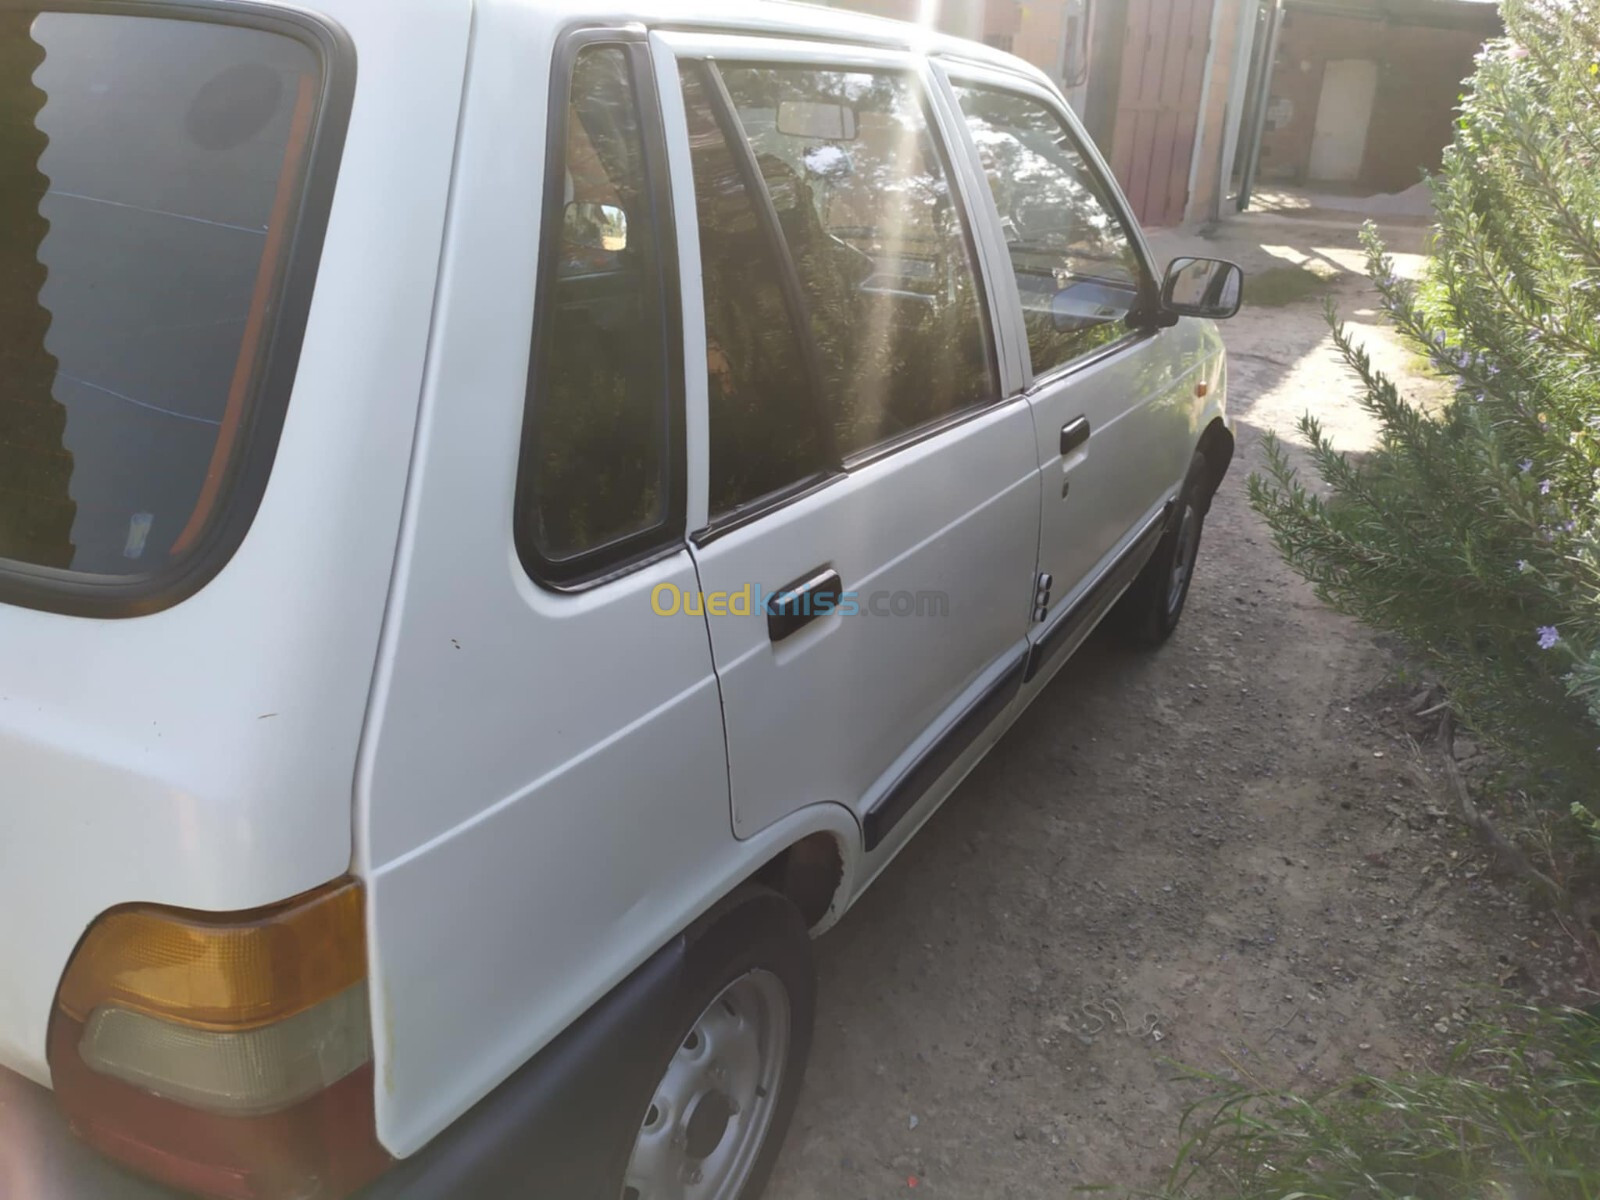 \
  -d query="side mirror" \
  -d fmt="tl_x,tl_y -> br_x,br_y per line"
563,201 -> 628,253
1160,256 -> 1243,320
